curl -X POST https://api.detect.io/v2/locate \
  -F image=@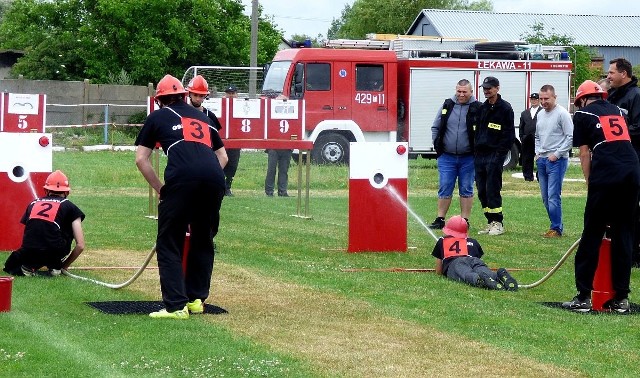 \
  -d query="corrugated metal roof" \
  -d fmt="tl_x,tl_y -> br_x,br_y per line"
408,9 -> 640,47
